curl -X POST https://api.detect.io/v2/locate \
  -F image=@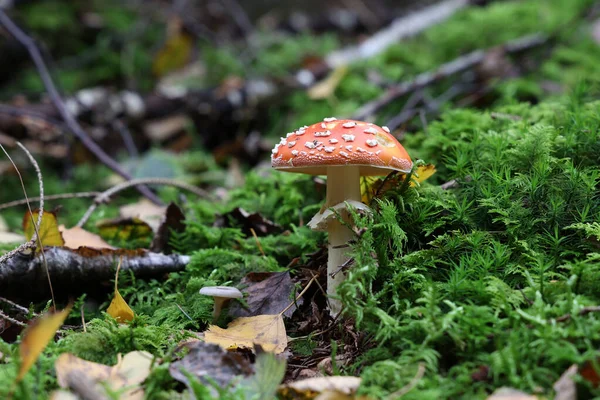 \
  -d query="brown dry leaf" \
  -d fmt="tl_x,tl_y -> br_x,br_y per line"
278,376 -> 362,399
119,199 -> 167,232
59,225 -> 113,249
106,259 -> 135,323
55,351 -> 153,400
150,202 -> 186,254
22,209 -> 65,247
17,304 -> 73,382
229,272 -> 301,318
204,314 -> 287,354
308,66 -> 348,100
169,341 -> 253,393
